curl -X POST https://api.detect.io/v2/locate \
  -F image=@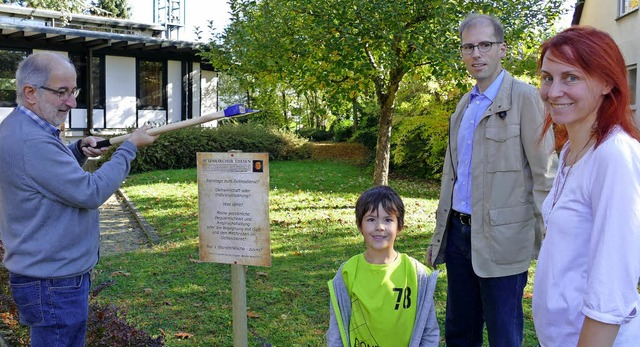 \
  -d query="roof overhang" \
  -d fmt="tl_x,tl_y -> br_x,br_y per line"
0,22 -> 205,60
